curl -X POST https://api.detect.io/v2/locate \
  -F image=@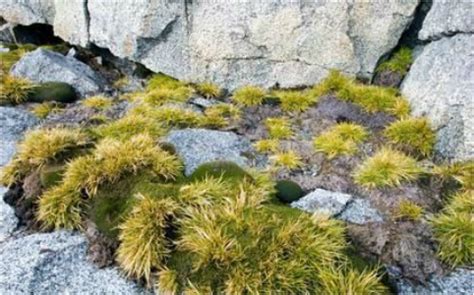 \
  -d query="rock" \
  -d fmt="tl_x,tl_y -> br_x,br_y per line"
419,0 -> 473,41
0,186 -> 17,243
0,231 -> 147,294
2,1 -> 418,89
10,48 -> 105,97
401,34 -> 474,161
397,268 -> 474,295
291,189 -> 352,216
338,198 -> 384,225
190,96 -> 220,109
165,128 -> 255,176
